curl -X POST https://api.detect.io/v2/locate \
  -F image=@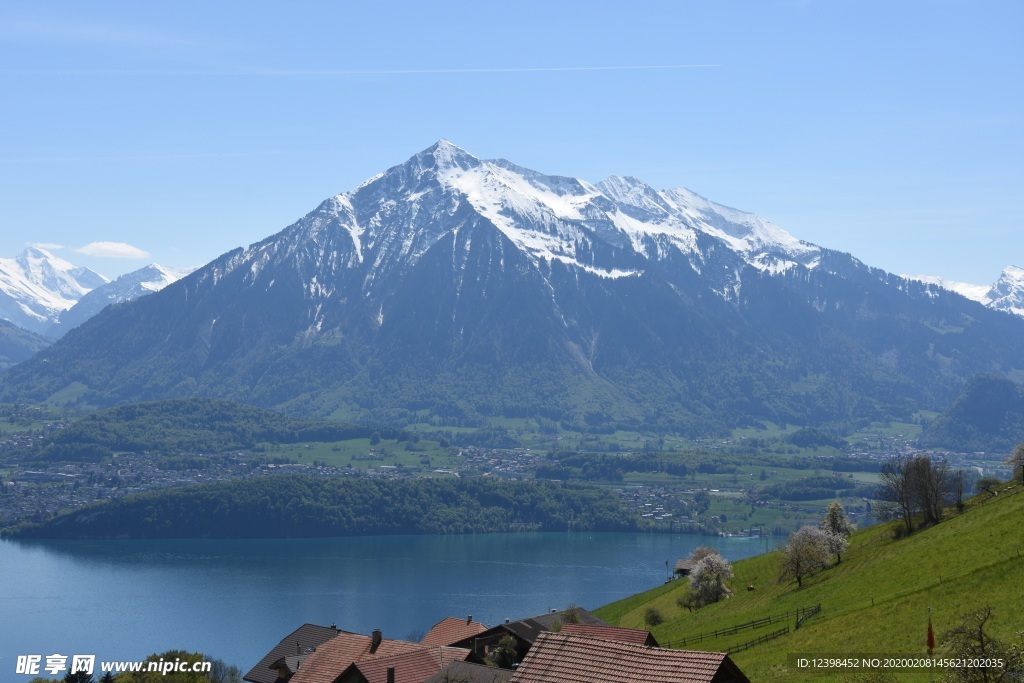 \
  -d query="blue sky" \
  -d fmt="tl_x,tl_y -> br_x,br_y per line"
1,0 -> 1020,284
